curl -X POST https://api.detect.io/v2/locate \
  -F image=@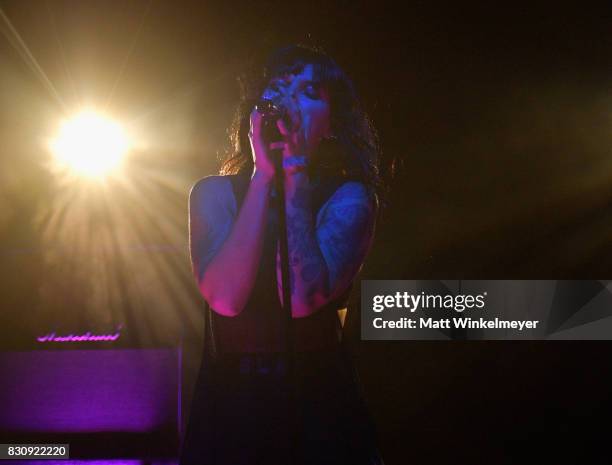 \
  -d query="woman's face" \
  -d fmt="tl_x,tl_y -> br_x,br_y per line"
262,63 -> 331,155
